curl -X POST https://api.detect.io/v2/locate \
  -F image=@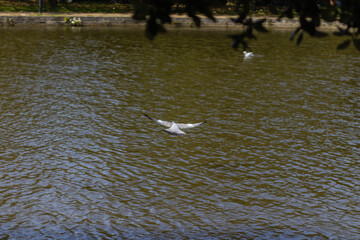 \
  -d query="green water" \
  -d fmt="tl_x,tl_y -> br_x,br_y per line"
0,25 -> 359,239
